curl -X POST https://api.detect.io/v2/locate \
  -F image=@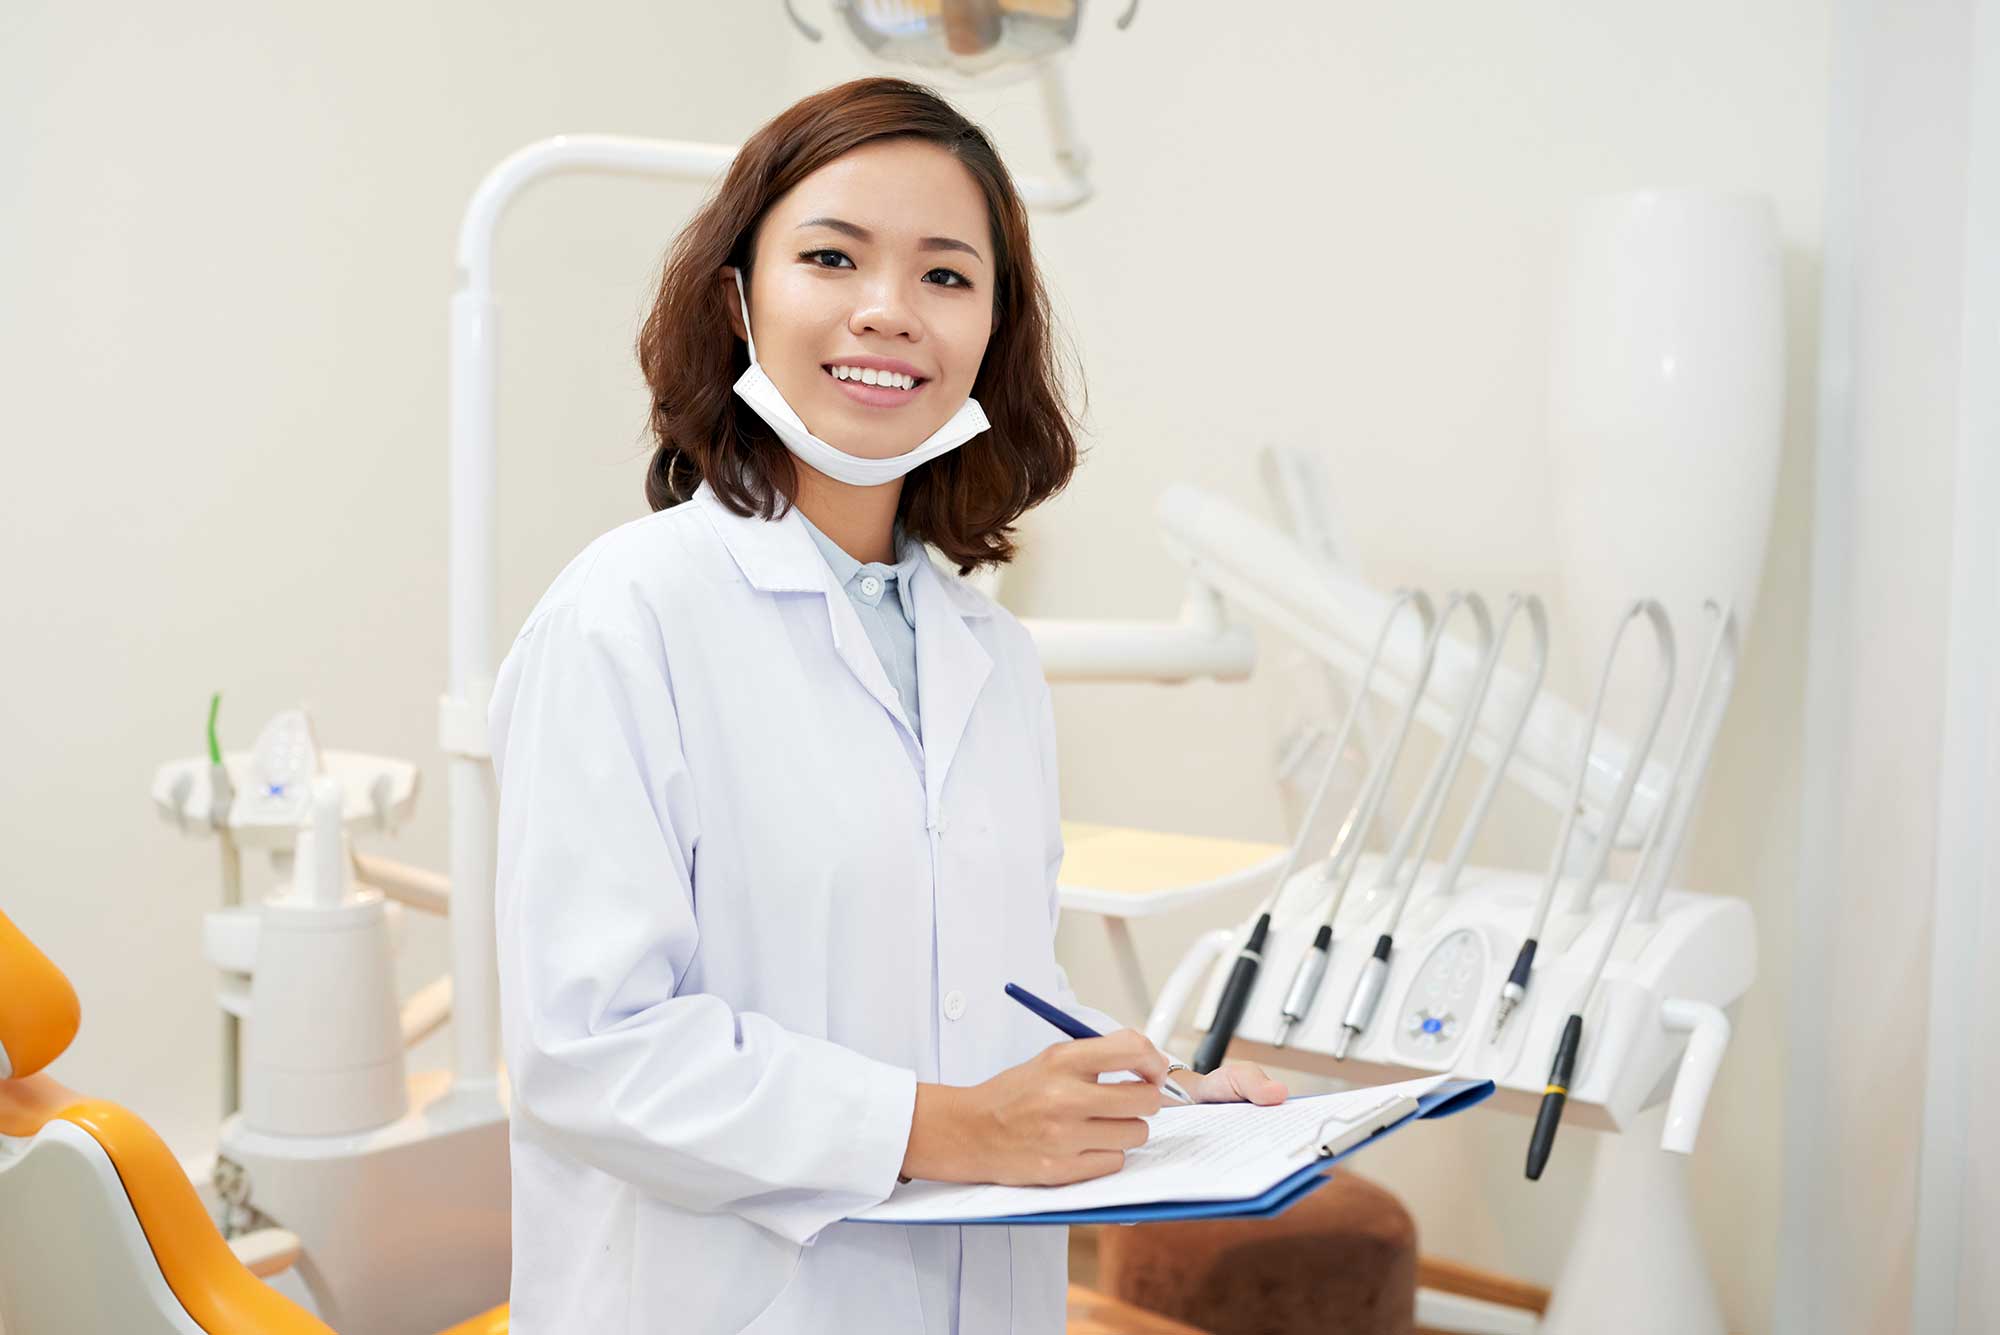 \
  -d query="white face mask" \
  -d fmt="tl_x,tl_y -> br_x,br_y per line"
730,268 -> 989,488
